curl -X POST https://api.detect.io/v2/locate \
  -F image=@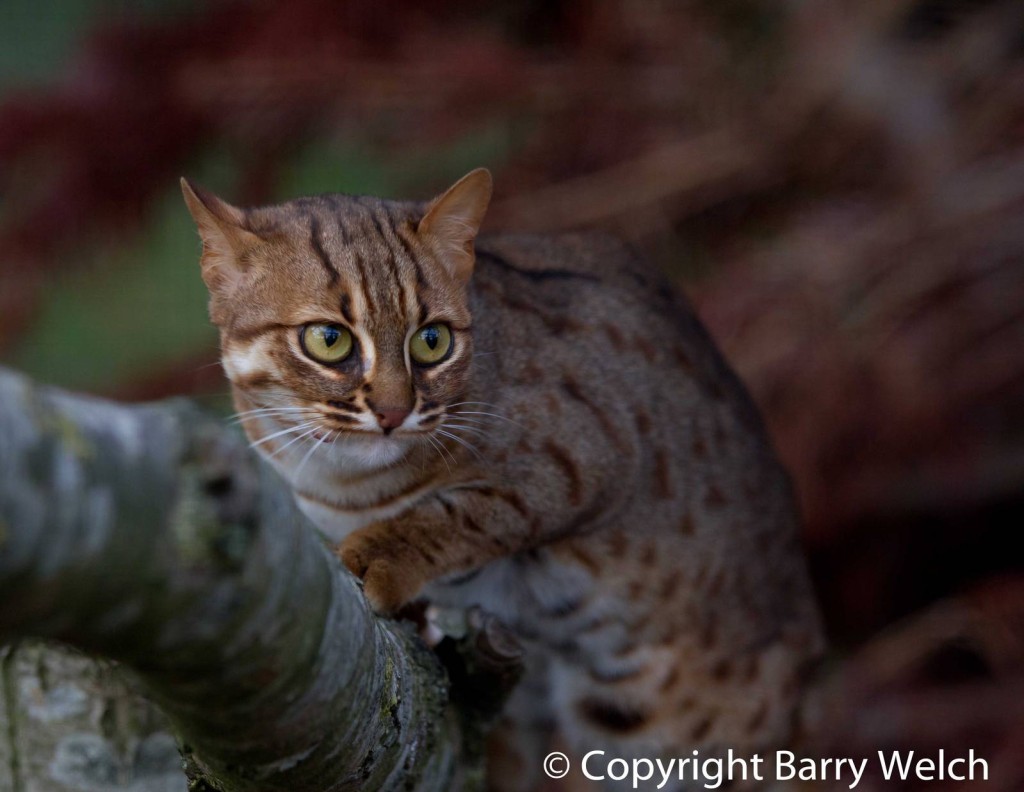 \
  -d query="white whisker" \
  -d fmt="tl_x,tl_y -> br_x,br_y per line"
266,425 -> 322,459
425,432 -> 458,469
442,415 -> 489,428
228,407 -> 318,425
324,428 -> 355,463
425,434 -> 453,474
228,405 -> 316,417
441,422 -> 488,438
294,430 -> 332,477
451,410 -> 525,429
436,429 -> 484,461
248,421 -> 320,449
